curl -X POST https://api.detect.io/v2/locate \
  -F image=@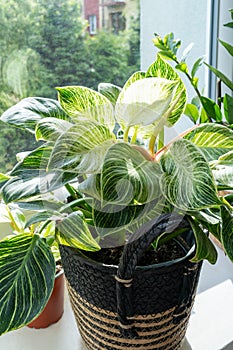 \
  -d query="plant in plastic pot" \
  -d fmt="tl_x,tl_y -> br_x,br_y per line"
0,204 -> 64,331
0,50 -> 233,349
